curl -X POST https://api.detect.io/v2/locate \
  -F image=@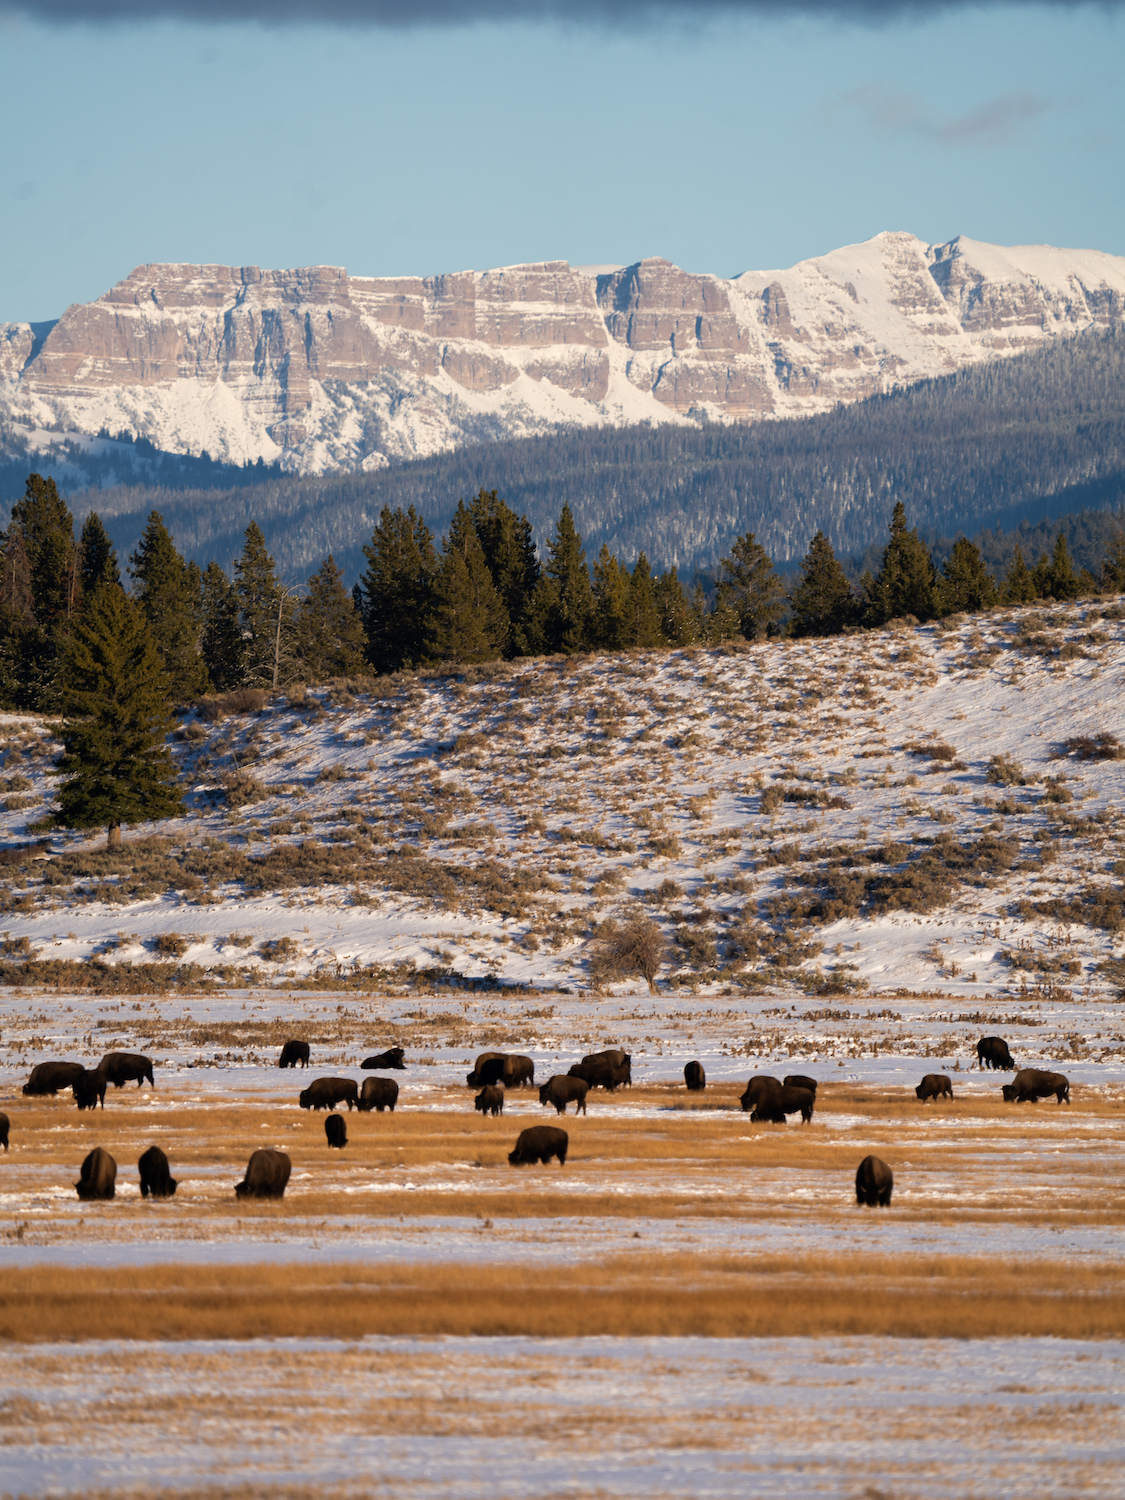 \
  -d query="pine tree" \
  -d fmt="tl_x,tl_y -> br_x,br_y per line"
293,555 -> 367,681
129,511 -> 208,701
864,502 -> 941,624
51,583 -> 183,849
591,545 -> 631,650
654,569 -> 698,646
940,537 -> 998,614
356,506 -> 437,674
235,522 -> 293,688
0,524 -> 37,710
200,562 -> 243,691
625,553 -> 663,648
9,474 -> 79,710
717,531 -> 786,639
1003,546 -> 1037,603
467,489 -> 540,656
1039,532 -> 1080,600
531,503 -> 594,654
790,530 -> 856,637
424,502 -> 509,664
1103,525 -> 1125,593
78,513 -> 120,595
